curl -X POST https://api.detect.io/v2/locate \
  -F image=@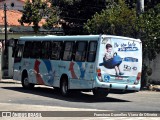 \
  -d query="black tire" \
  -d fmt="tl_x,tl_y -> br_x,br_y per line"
22,76 -> 35,89
60,77 -> 70,96
53,87 -> 60,92
93,88 -> 109,98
